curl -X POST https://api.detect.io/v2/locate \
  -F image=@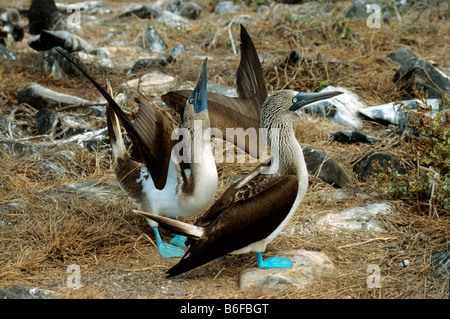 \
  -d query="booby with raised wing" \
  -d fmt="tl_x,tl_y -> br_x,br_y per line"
163,24 -> 352,188
57,49 -> 218,258
136,89 -> 343,276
